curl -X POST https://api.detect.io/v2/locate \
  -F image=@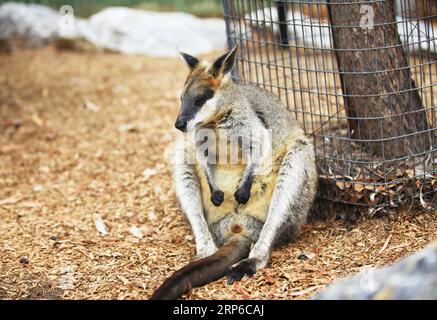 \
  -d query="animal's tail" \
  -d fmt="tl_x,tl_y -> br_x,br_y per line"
149,239 -> 250,300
